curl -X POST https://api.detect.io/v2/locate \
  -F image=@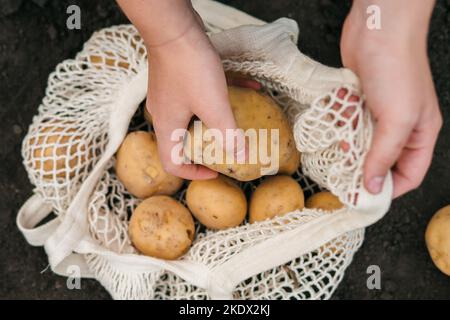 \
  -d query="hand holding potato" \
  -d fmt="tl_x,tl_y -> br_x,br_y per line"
184,86 -> 300,181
